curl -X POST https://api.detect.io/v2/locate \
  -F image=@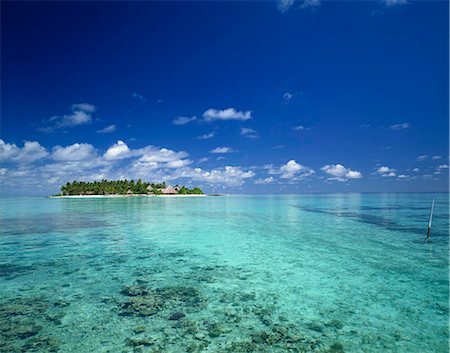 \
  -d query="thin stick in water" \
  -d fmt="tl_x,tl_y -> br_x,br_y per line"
426,198 -> 435,240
